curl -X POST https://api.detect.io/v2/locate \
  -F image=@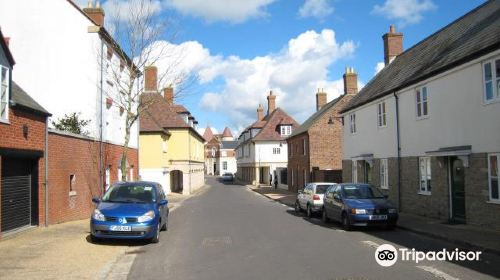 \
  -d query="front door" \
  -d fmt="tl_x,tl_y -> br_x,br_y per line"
450,157 -> 466,223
